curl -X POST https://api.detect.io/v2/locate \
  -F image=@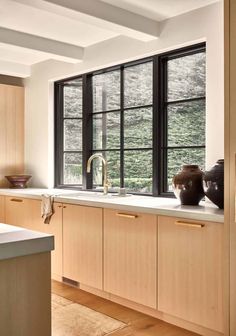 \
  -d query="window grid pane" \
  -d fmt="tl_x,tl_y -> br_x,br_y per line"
93,71 -> 120,113
63,152 -> 83,185
165,49 -> 206,192
124,150 -> 152,193
93,112 -> 120,150
124,107 -> 153,149
167,52 -> 206,101
62,77 -> 83,185
167,147 -> 205,191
